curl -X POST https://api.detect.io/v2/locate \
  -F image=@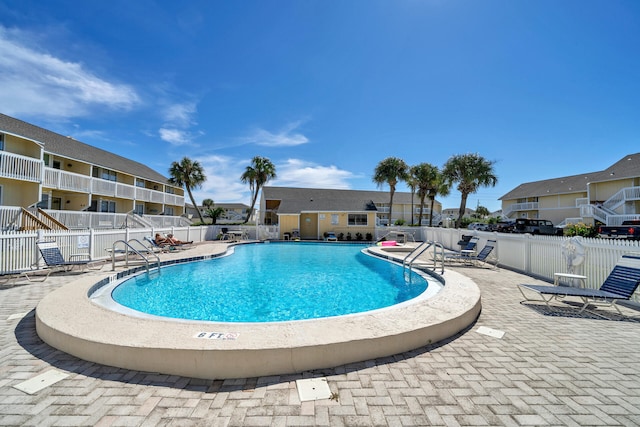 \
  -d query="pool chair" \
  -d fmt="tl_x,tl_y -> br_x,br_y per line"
518,253 -> 640,316
324,231 -> 338,242
445,239 -> 498,268
445,236 -> 479,257
144,236 -> 176,252
29,240 -> 103,280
